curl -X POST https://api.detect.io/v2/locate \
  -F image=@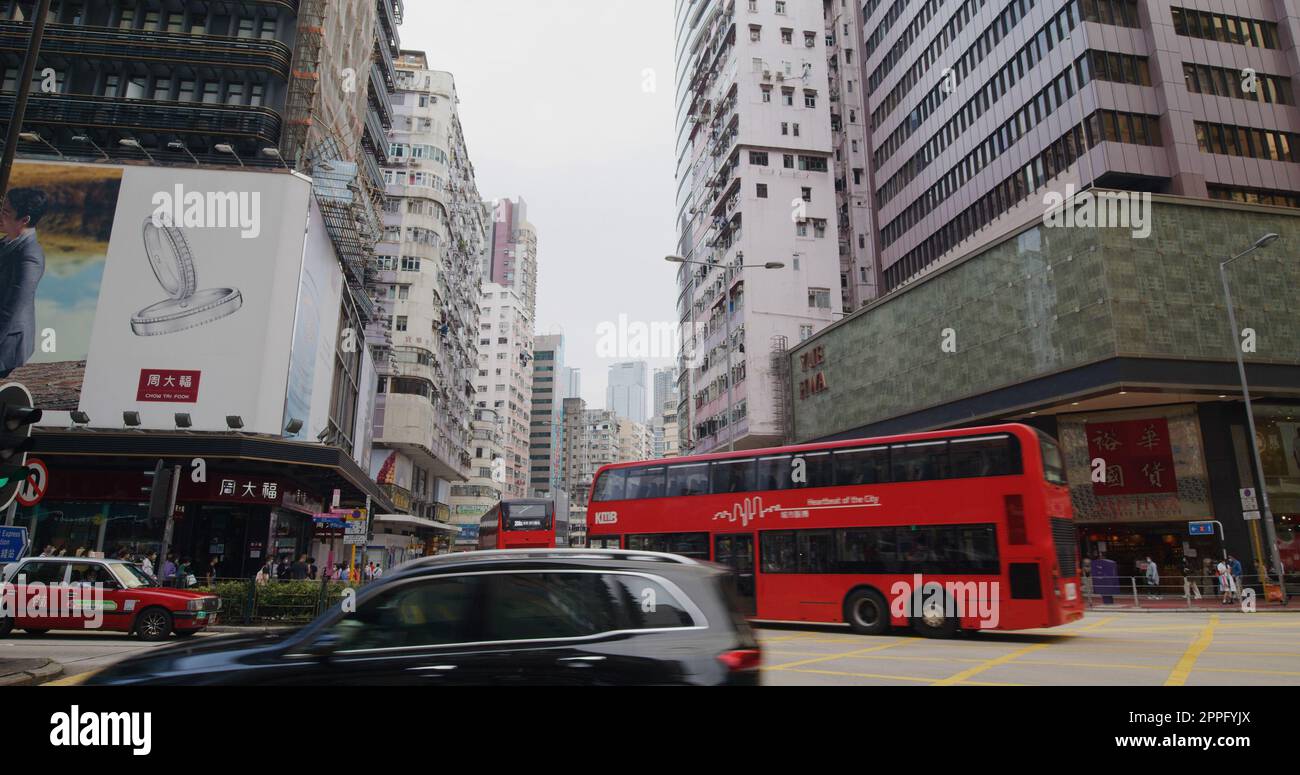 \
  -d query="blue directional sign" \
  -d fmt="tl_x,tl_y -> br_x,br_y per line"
0,526 -> 29,563
1189,521 -> 1215,536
